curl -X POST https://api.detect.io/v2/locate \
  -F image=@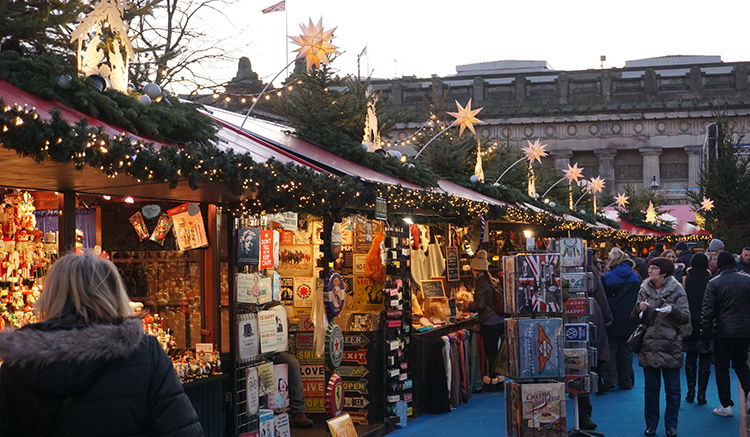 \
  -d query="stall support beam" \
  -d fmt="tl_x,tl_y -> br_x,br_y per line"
57,191 -> 77,255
